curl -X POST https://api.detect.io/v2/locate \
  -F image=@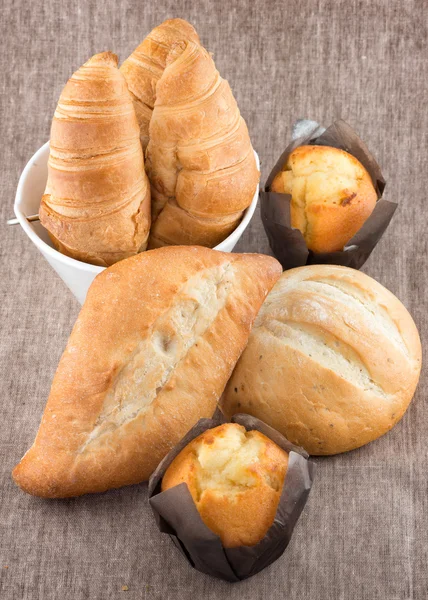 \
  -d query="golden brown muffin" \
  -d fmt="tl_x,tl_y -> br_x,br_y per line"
161,423 -> 288,548
270,145 -> 377,253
